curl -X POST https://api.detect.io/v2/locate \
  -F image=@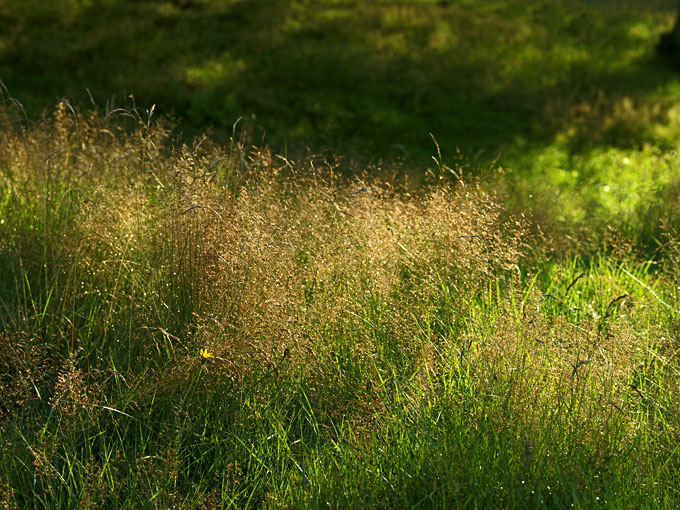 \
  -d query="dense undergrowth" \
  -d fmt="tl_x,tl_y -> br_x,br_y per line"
0,101 -> 679,509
